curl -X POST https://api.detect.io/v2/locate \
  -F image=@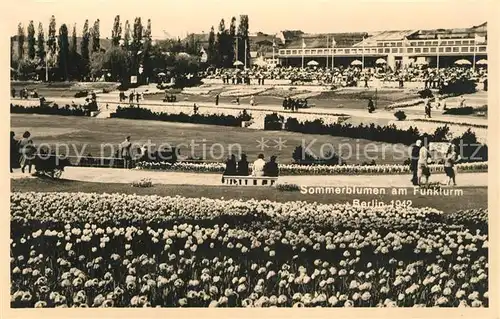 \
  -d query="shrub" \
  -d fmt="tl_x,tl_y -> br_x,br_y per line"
443,107 -> 474,115
418,88 -> 433,99
439,78 -> 476,96
394,110 -> 407,121
264,113 -> 285,130
132,178 -> 153,188
276,183 -> 301,192
74,90 -> 89,98
10,103 -> 87,116
112,106 -> 250,127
